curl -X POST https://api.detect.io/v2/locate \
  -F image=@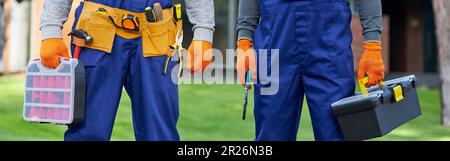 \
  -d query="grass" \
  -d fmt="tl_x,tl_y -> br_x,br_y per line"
0,75 -> 449,141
